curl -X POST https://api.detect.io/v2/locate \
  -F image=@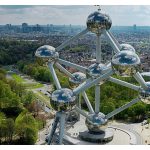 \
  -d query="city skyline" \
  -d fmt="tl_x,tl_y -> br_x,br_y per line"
0,5 -> 150,26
